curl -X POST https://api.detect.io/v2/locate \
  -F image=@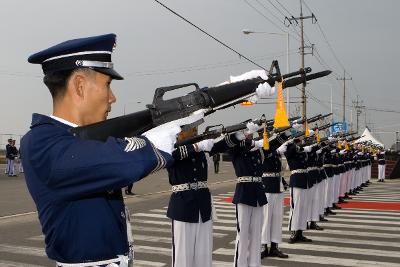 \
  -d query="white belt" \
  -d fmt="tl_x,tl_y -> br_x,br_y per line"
291,169 -> 308,174
318,167 -> 324,171
237,176 -> 262,183
262,172 -> 281,177
345,161 -> 353,164
172,181 -> 208,192
338,164 -> 344,167
57,255 -> 128,267
307,167 -> 319,171
323,164 -> 333,167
